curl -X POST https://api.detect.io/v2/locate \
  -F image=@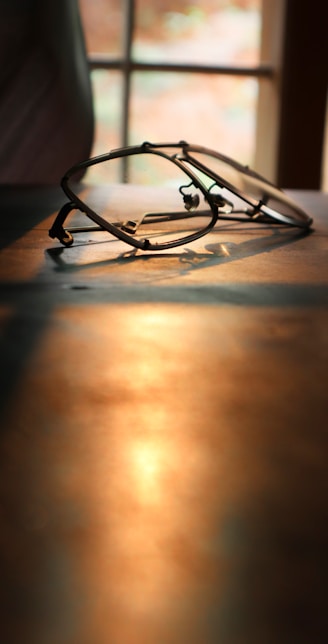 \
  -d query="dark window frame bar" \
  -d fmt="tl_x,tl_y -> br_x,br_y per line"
88,55 -> 274,78
277,0 -> 328,189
